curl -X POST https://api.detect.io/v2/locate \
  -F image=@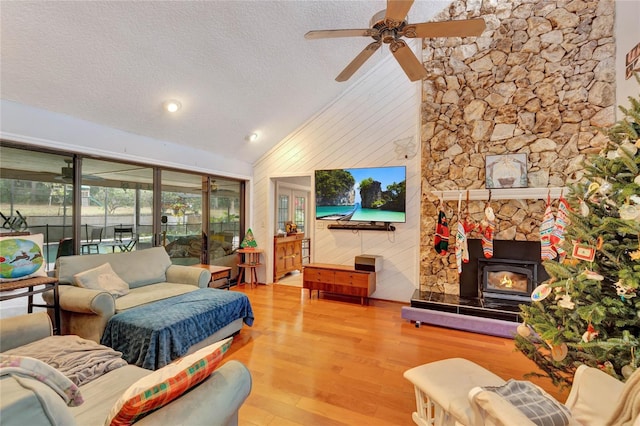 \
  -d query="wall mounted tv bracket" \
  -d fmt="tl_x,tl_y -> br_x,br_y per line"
327,221 -> 396,231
